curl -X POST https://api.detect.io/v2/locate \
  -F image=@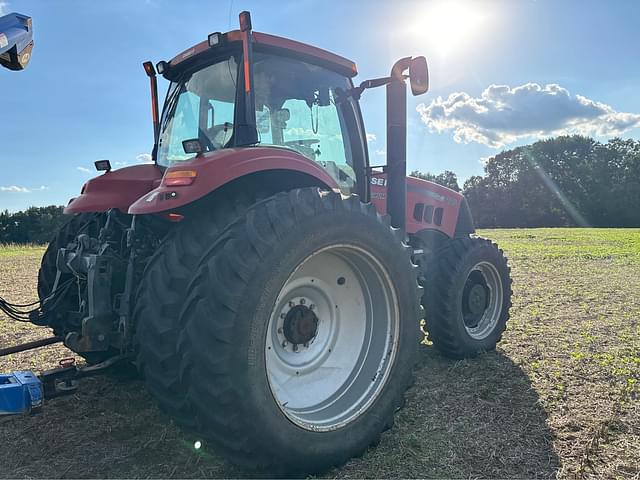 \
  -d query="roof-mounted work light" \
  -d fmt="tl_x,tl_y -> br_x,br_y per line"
156,60 -> 168,75
94,160 -> 112,172
208,32 -> 221,47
